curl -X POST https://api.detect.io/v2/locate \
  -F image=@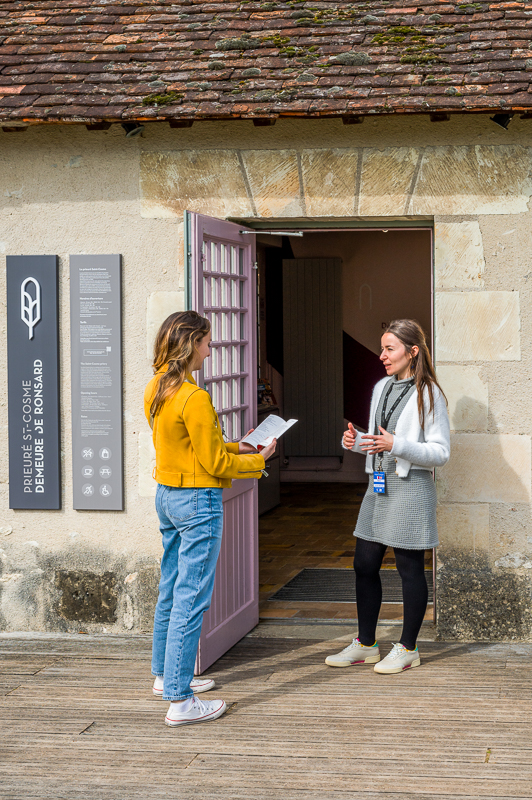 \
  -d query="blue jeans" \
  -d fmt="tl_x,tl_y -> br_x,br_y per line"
151,485 -> 224,701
